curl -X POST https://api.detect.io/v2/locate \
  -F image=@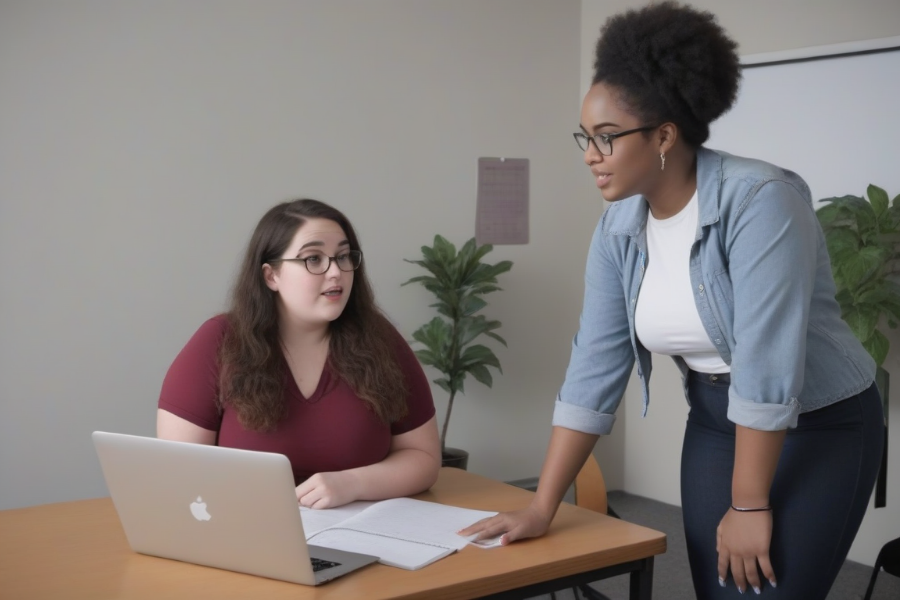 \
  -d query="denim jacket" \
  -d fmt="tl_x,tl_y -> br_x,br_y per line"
552,147 -> 875,433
